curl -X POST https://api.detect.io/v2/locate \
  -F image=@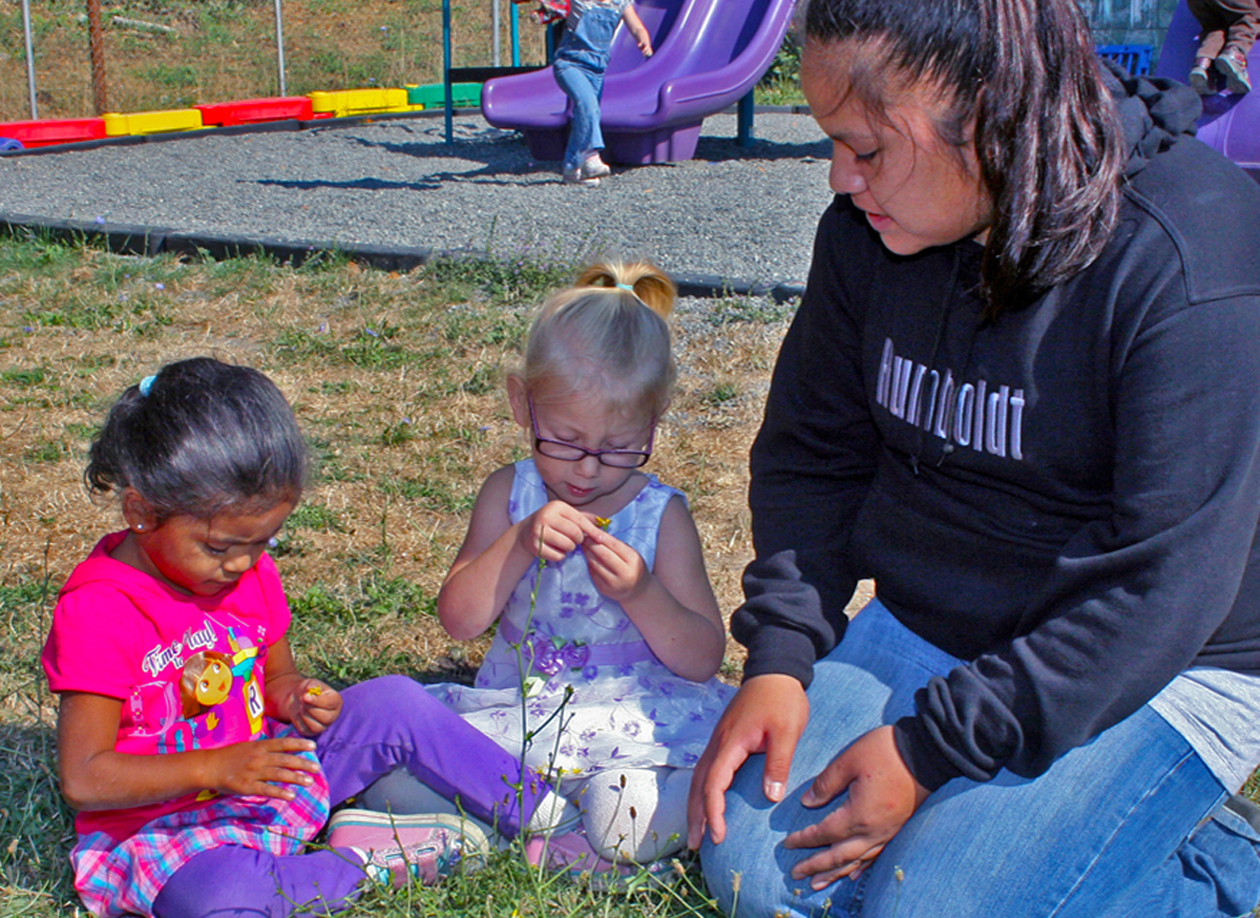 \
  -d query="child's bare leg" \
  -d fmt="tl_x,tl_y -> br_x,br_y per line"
578,766 -> 690,862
